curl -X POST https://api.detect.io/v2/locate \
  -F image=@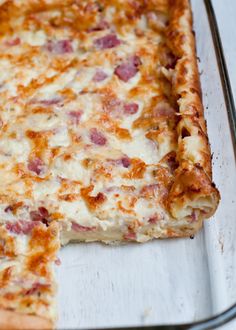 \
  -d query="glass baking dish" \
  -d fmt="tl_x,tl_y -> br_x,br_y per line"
55,0 -> 236,329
